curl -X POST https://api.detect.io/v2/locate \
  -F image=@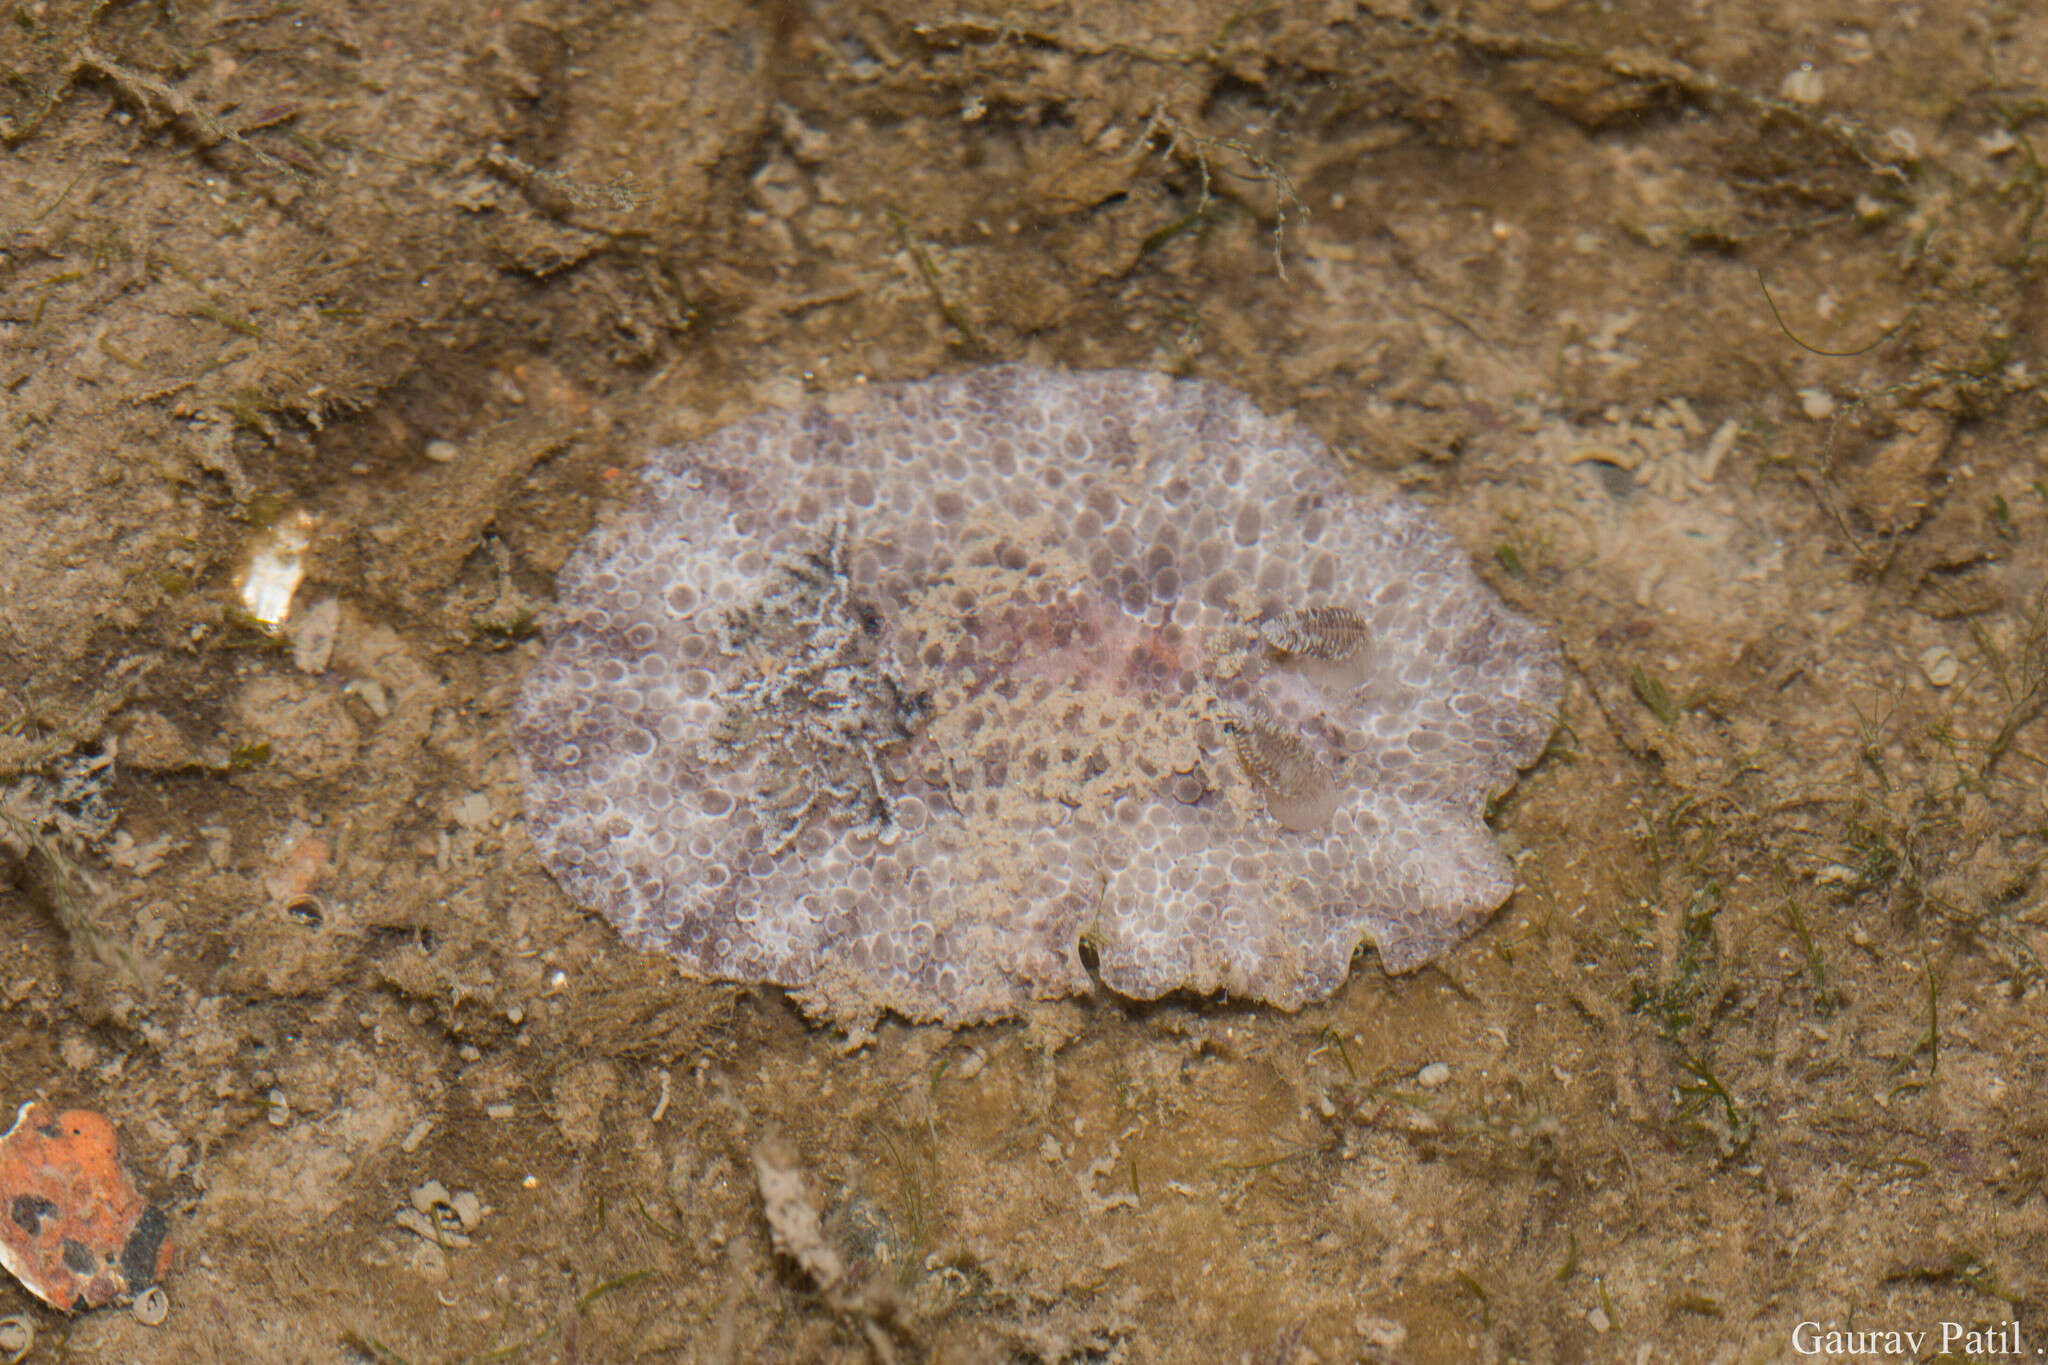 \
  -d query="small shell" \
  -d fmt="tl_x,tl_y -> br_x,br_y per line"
1228,710 -> 1339,832
131,1284 -> 169,1326
0,1315 -> 31,1364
